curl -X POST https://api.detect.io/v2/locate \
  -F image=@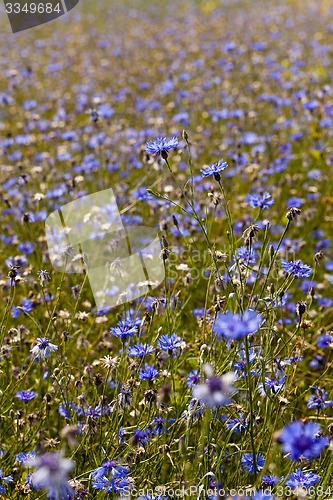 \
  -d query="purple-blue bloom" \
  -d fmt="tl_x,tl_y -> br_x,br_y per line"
139,363 -> 159,380
157,333 -> 183,352
145,136 -> 179,156
92,476 -> 130,494
201,159 -> 228,179
111,319 -> 139,340
241,453 -> 265,474
246,192 -> 274,210
279,420 -> 329,460
285,468 -> 319,488
258,377 -> 286,397
307,387 -> 333,410
225,413 -> 248,434
92,459 -> 129,480
213,309 -> 262,340
16,451 -> 37,464
128,343 -> 154,358
16,390 -> 36,402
